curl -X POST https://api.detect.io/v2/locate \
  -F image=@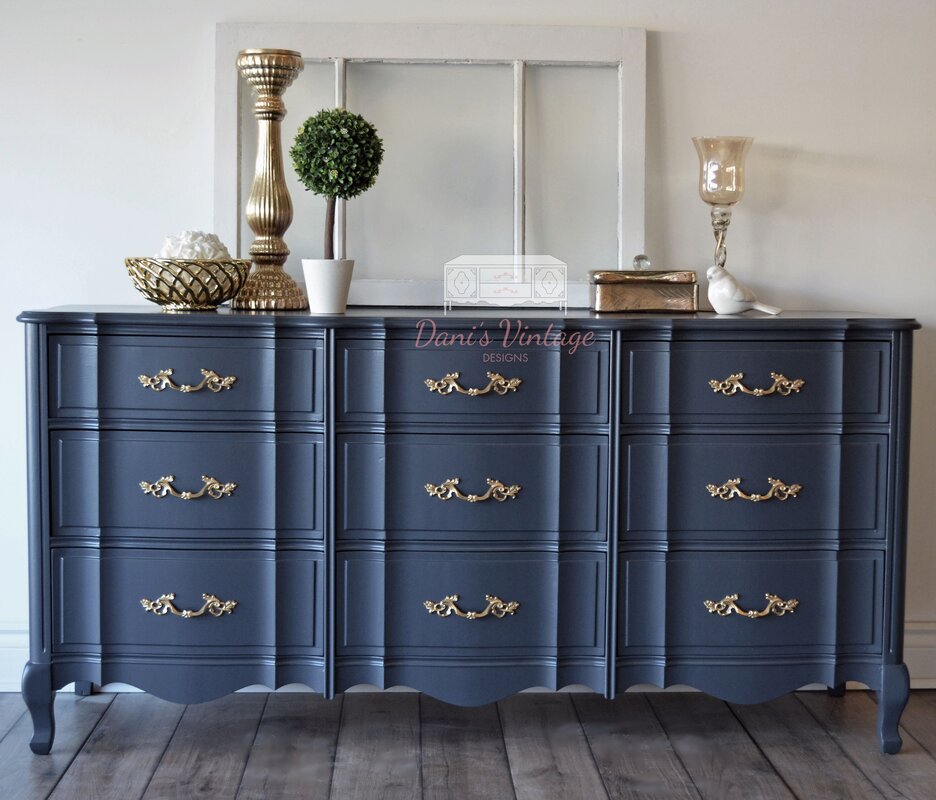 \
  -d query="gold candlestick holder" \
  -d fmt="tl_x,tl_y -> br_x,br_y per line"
232,49 -> 309,310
